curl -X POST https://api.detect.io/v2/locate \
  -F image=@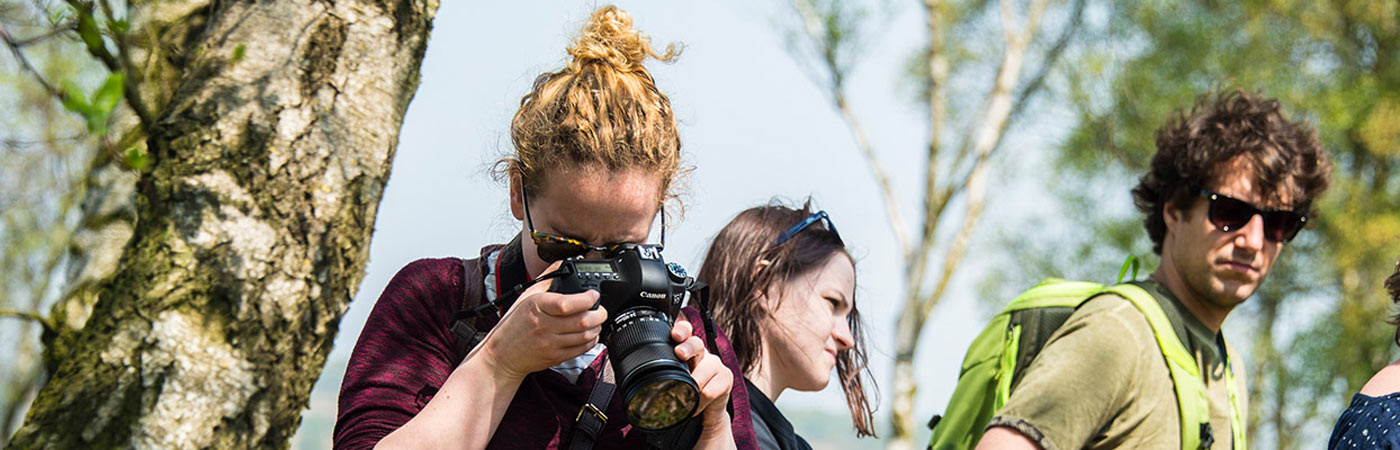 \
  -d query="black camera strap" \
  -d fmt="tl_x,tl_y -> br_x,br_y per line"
687,280 -> 721,356
567,362 -> 616,450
